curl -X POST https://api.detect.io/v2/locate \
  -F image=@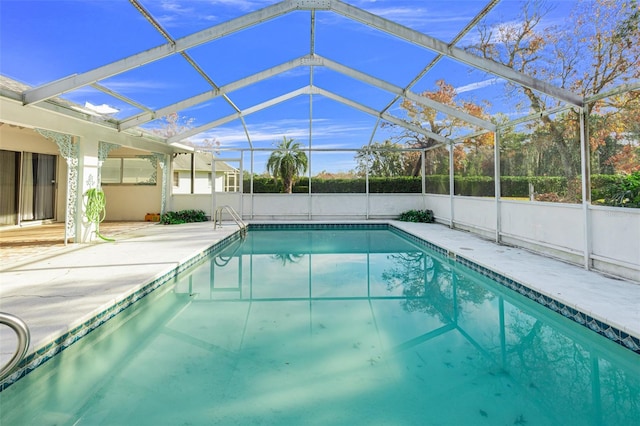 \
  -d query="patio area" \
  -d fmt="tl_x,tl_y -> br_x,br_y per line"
0,222 -> 157,268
